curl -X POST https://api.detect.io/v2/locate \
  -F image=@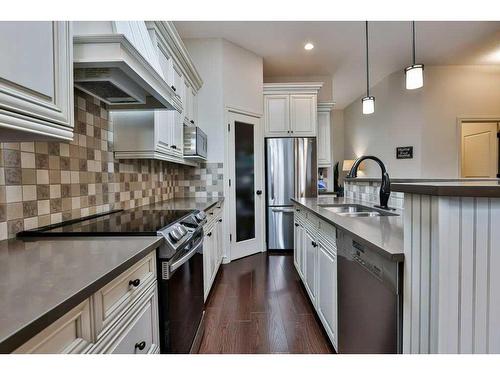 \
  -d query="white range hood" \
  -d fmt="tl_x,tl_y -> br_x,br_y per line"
73,21 -> 181,111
